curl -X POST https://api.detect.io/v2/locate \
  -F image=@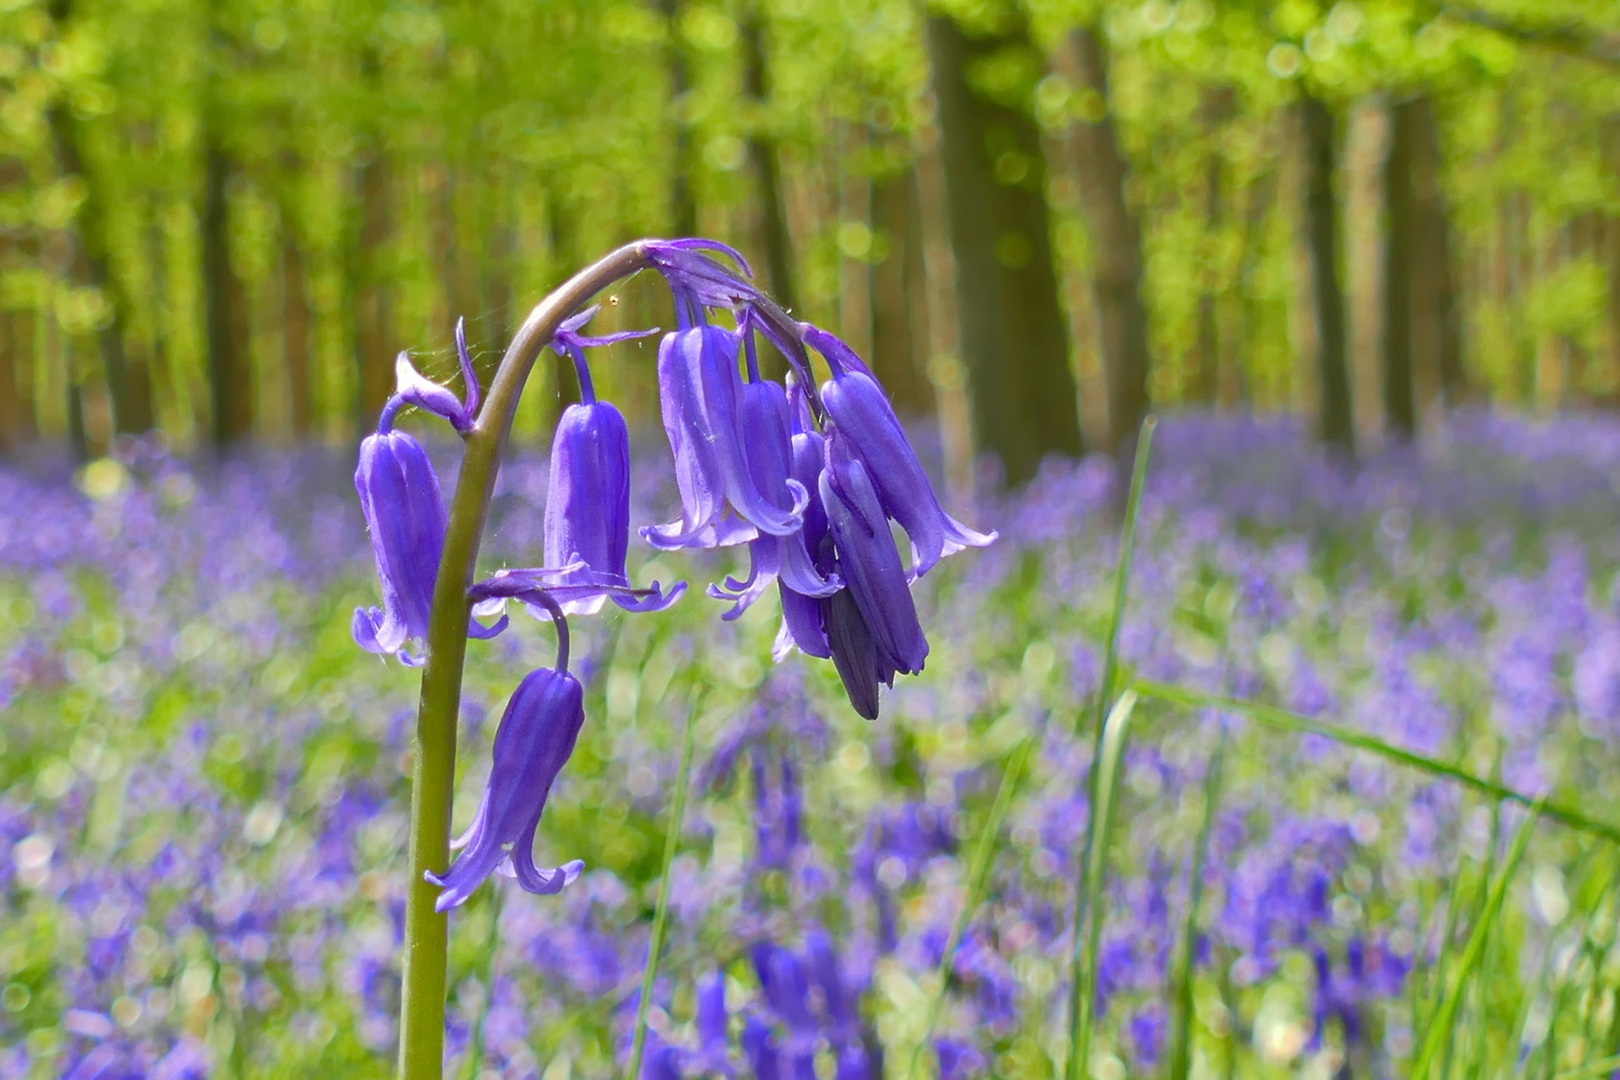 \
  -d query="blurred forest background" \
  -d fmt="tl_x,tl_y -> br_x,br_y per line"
1,0 -> 1618,486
